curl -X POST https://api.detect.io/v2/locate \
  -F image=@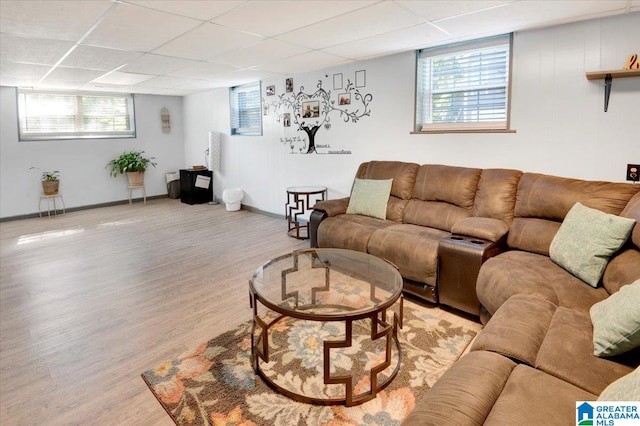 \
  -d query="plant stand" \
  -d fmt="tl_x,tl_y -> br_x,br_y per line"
39,193 -> 65,217
128,185 -> 146,205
